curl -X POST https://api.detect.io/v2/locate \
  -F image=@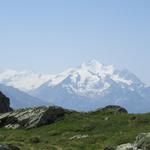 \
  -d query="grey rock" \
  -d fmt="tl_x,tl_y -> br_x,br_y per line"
116,132 -> 150,150
135,133 -> 150,150
0,106 -> 71,129
0,144 -> 19,150
0,145 -> 10,150
0,91 -> 13,113
116,143 -> 137,150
